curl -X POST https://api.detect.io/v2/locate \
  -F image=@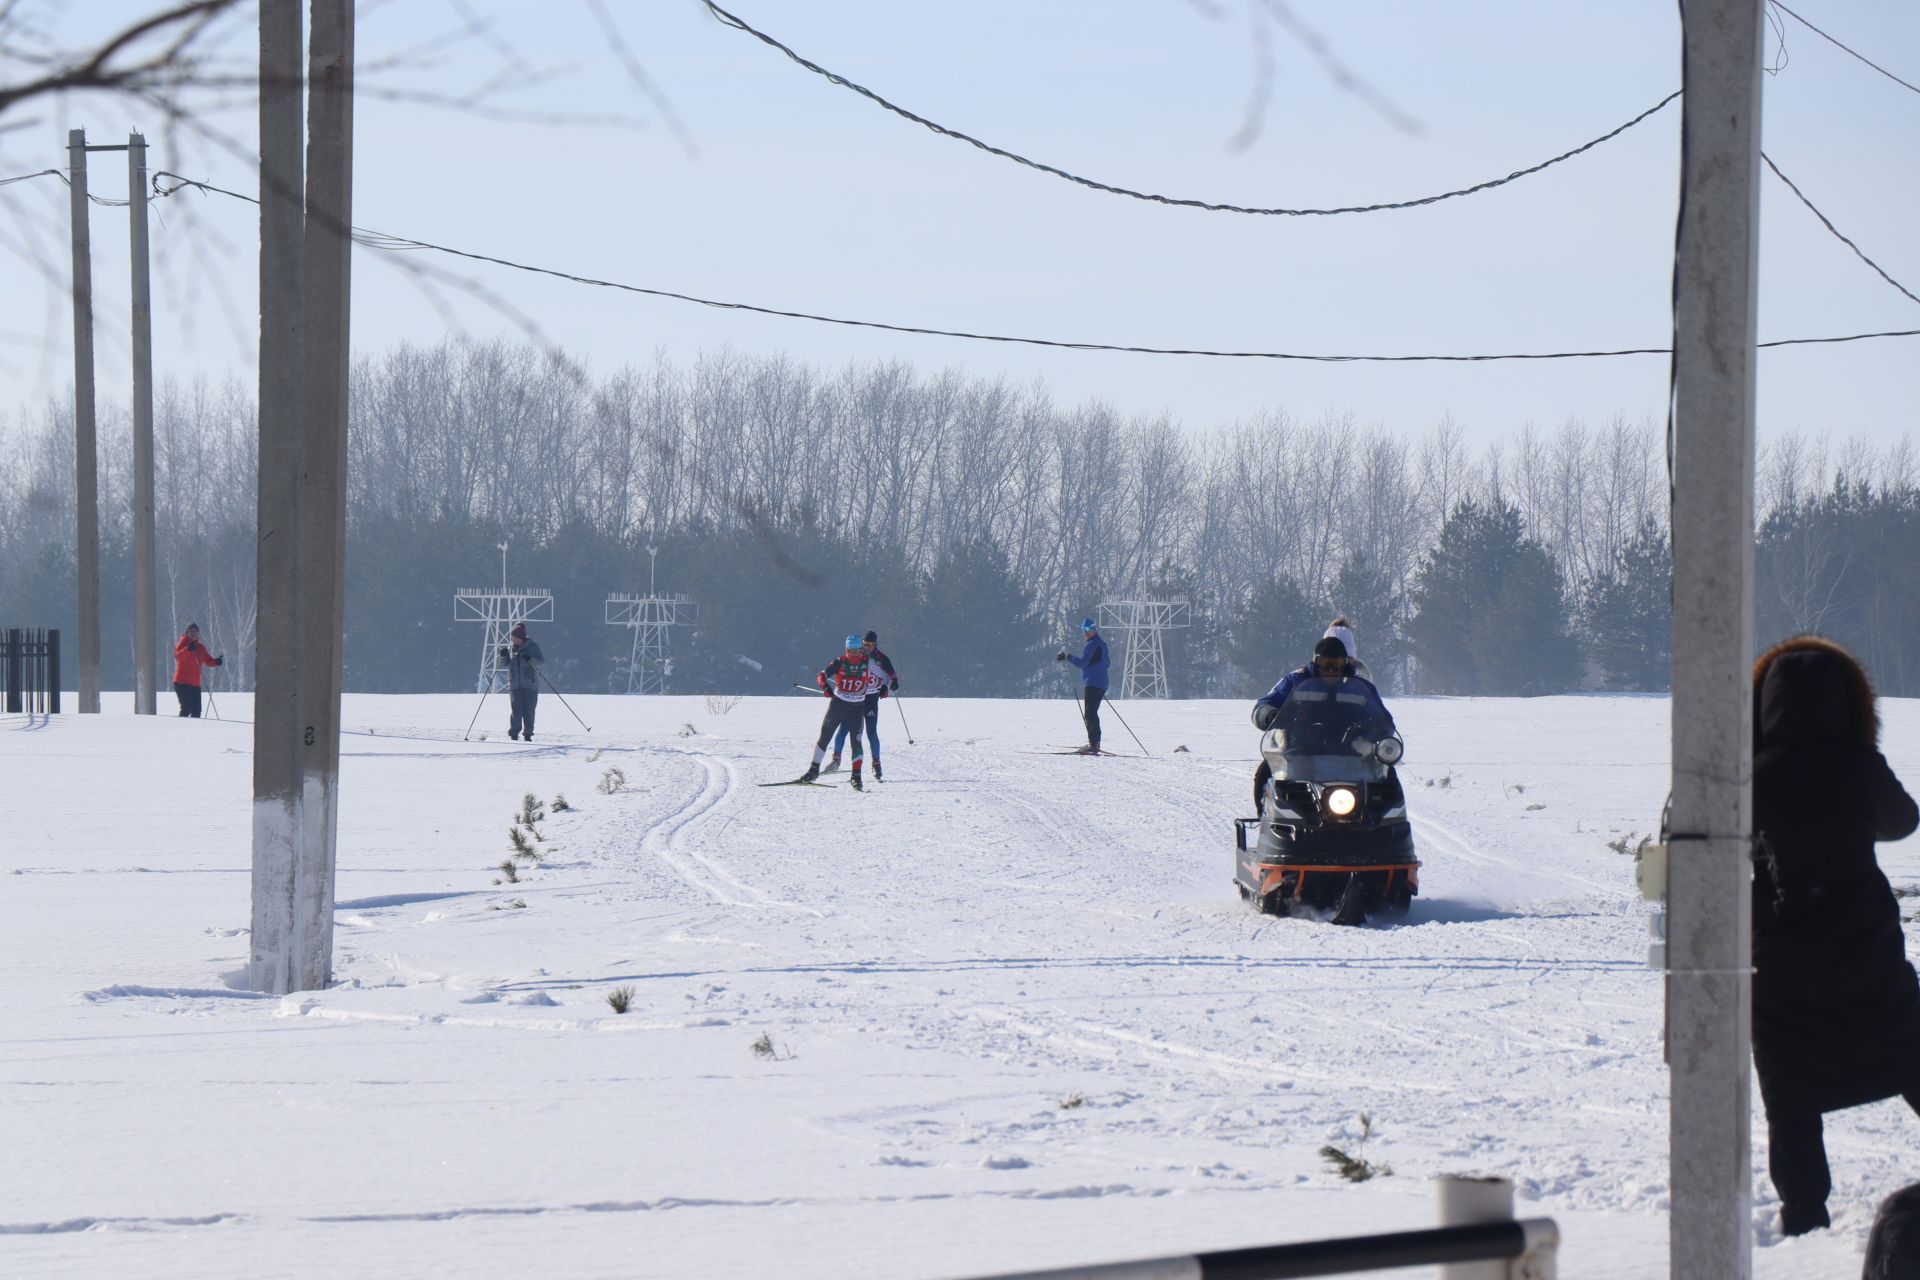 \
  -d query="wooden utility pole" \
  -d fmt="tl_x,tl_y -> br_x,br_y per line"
251,0 -> 310,994
299,0 -> 354,988
66,130 -> 101,715
1668,1 -> 1764,1276
129,132 -> 158,715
